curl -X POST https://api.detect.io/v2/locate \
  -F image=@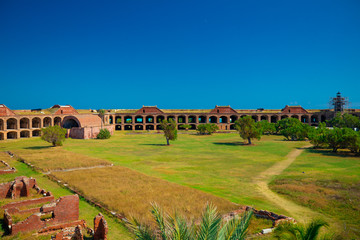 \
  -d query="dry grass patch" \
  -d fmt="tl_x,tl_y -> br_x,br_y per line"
52,166 -> 238,225
12,147 -> 111,172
